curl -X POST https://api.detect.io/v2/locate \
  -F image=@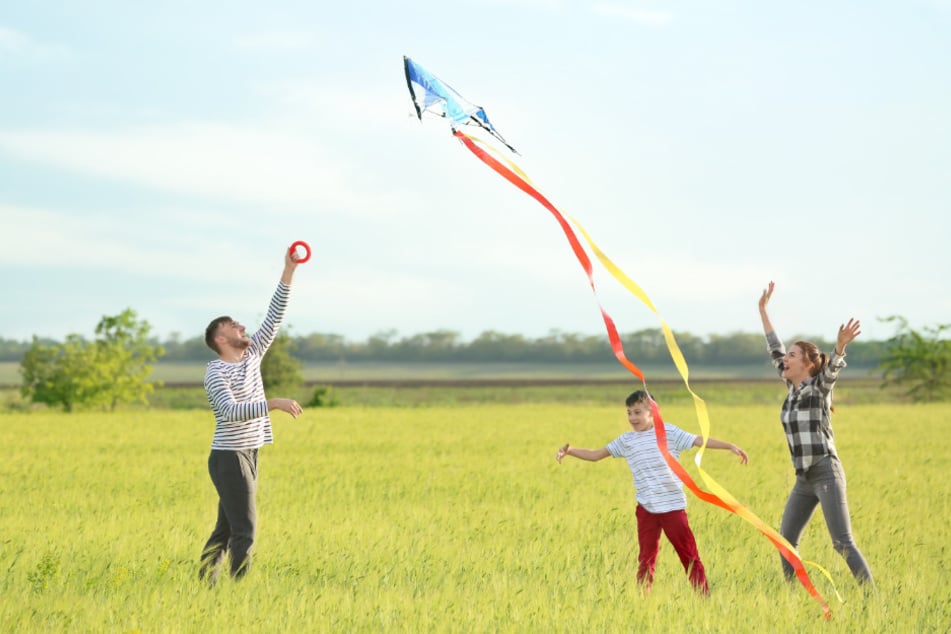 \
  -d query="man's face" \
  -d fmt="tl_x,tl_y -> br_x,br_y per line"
217,319 -> 250,350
